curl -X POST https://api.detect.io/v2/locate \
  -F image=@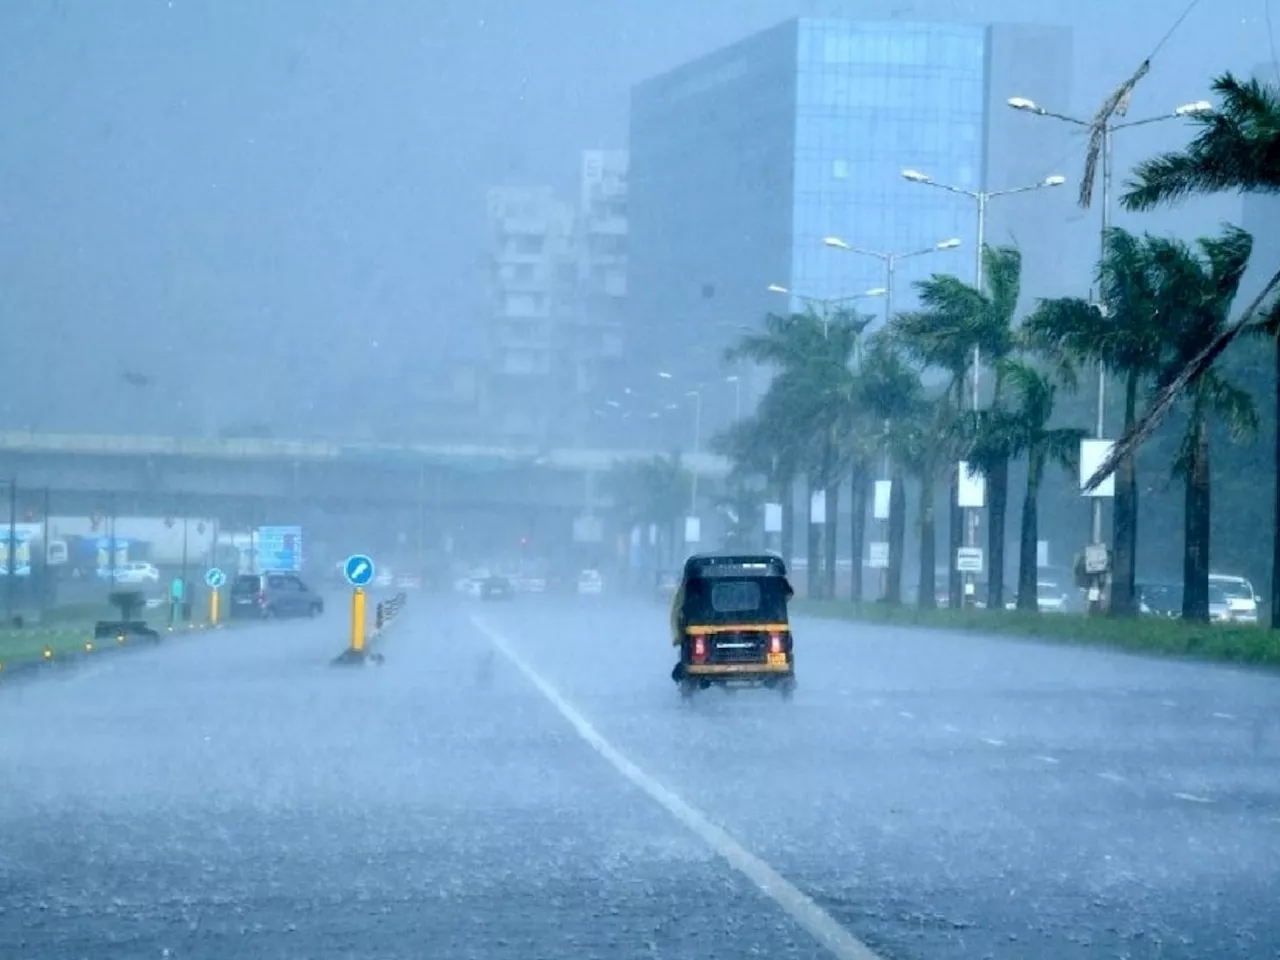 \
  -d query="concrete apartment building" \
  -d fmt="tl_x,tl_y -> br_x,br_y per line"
627,17 -> 1074,445
483,150 -> 629,447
